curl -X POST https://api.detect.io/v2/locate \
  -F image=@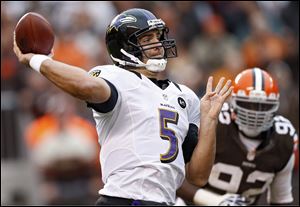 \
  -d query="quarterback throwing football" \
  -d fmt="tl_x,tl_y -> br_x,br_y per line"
14,8 -> 233,205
